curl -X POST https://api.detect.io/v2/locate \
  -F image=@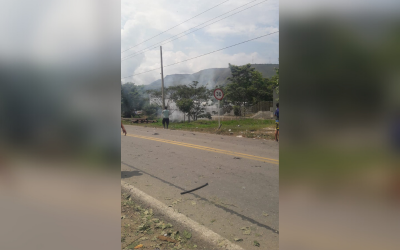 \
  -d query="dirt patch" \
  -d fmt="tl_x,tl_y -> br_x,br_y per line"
121,190 -> 219,250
